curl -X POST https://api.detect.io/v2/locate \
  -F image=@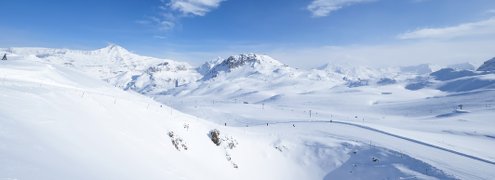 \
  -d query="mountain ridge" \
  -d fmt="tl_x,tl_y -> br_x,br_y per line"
2,45 -> 494,95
